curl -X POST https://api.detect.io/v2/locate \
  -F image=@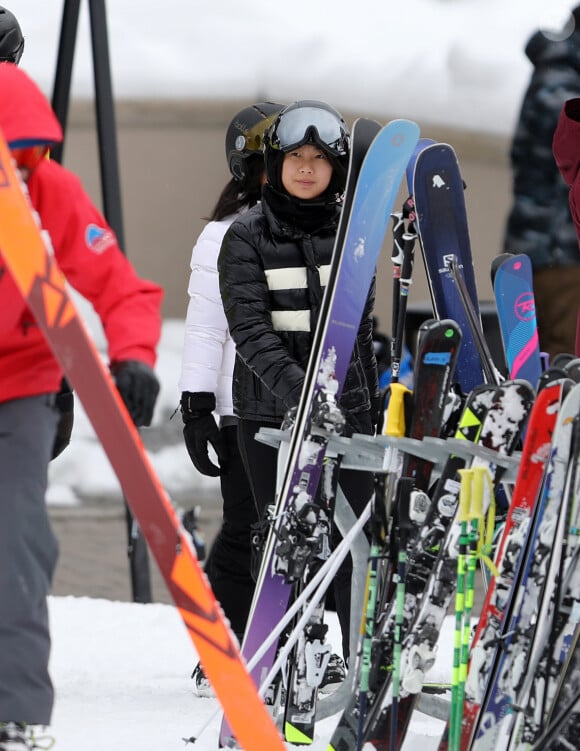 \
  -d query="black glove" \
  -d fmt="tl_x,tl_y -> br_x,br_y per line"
111,360 -> 160,427
51,378 -> 74,460
371,393 -> 384,435
180,391 -> 229,477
